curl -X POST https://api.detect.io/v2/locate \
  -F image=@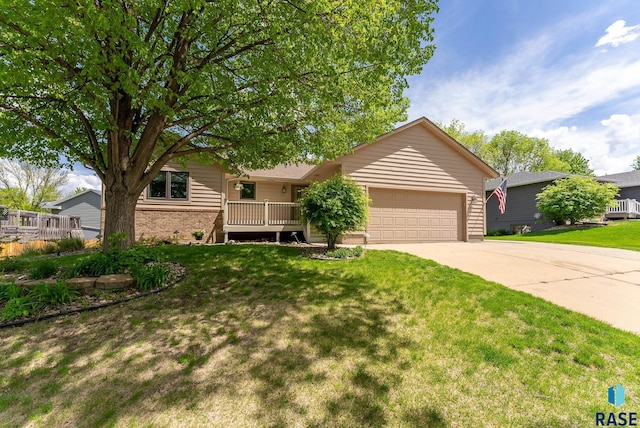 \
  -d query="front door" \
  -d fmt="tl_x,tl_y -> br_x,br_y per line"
291,185 -> 308,202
